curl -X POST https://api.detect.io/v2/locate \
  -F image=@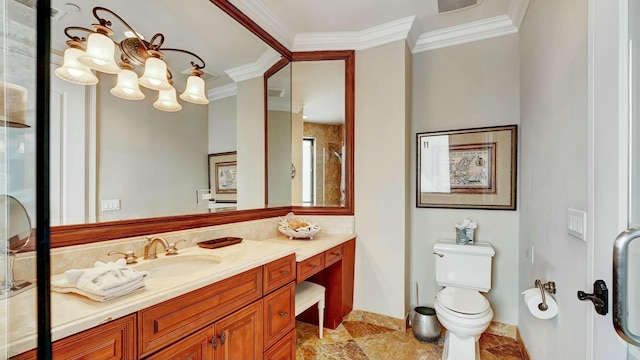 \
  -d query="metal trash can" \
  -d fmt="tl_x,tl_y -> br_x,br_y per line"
410,306 -> 441,342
